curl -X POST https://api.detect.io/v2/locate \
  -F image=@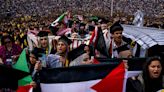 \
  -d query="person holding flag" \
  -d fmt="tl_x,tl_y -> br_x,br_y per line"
49,11 -> 71,36
27,47 -> 43,92
13,47 -> 44,92
89,18 -> 112,58
46,35 -> 72,68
